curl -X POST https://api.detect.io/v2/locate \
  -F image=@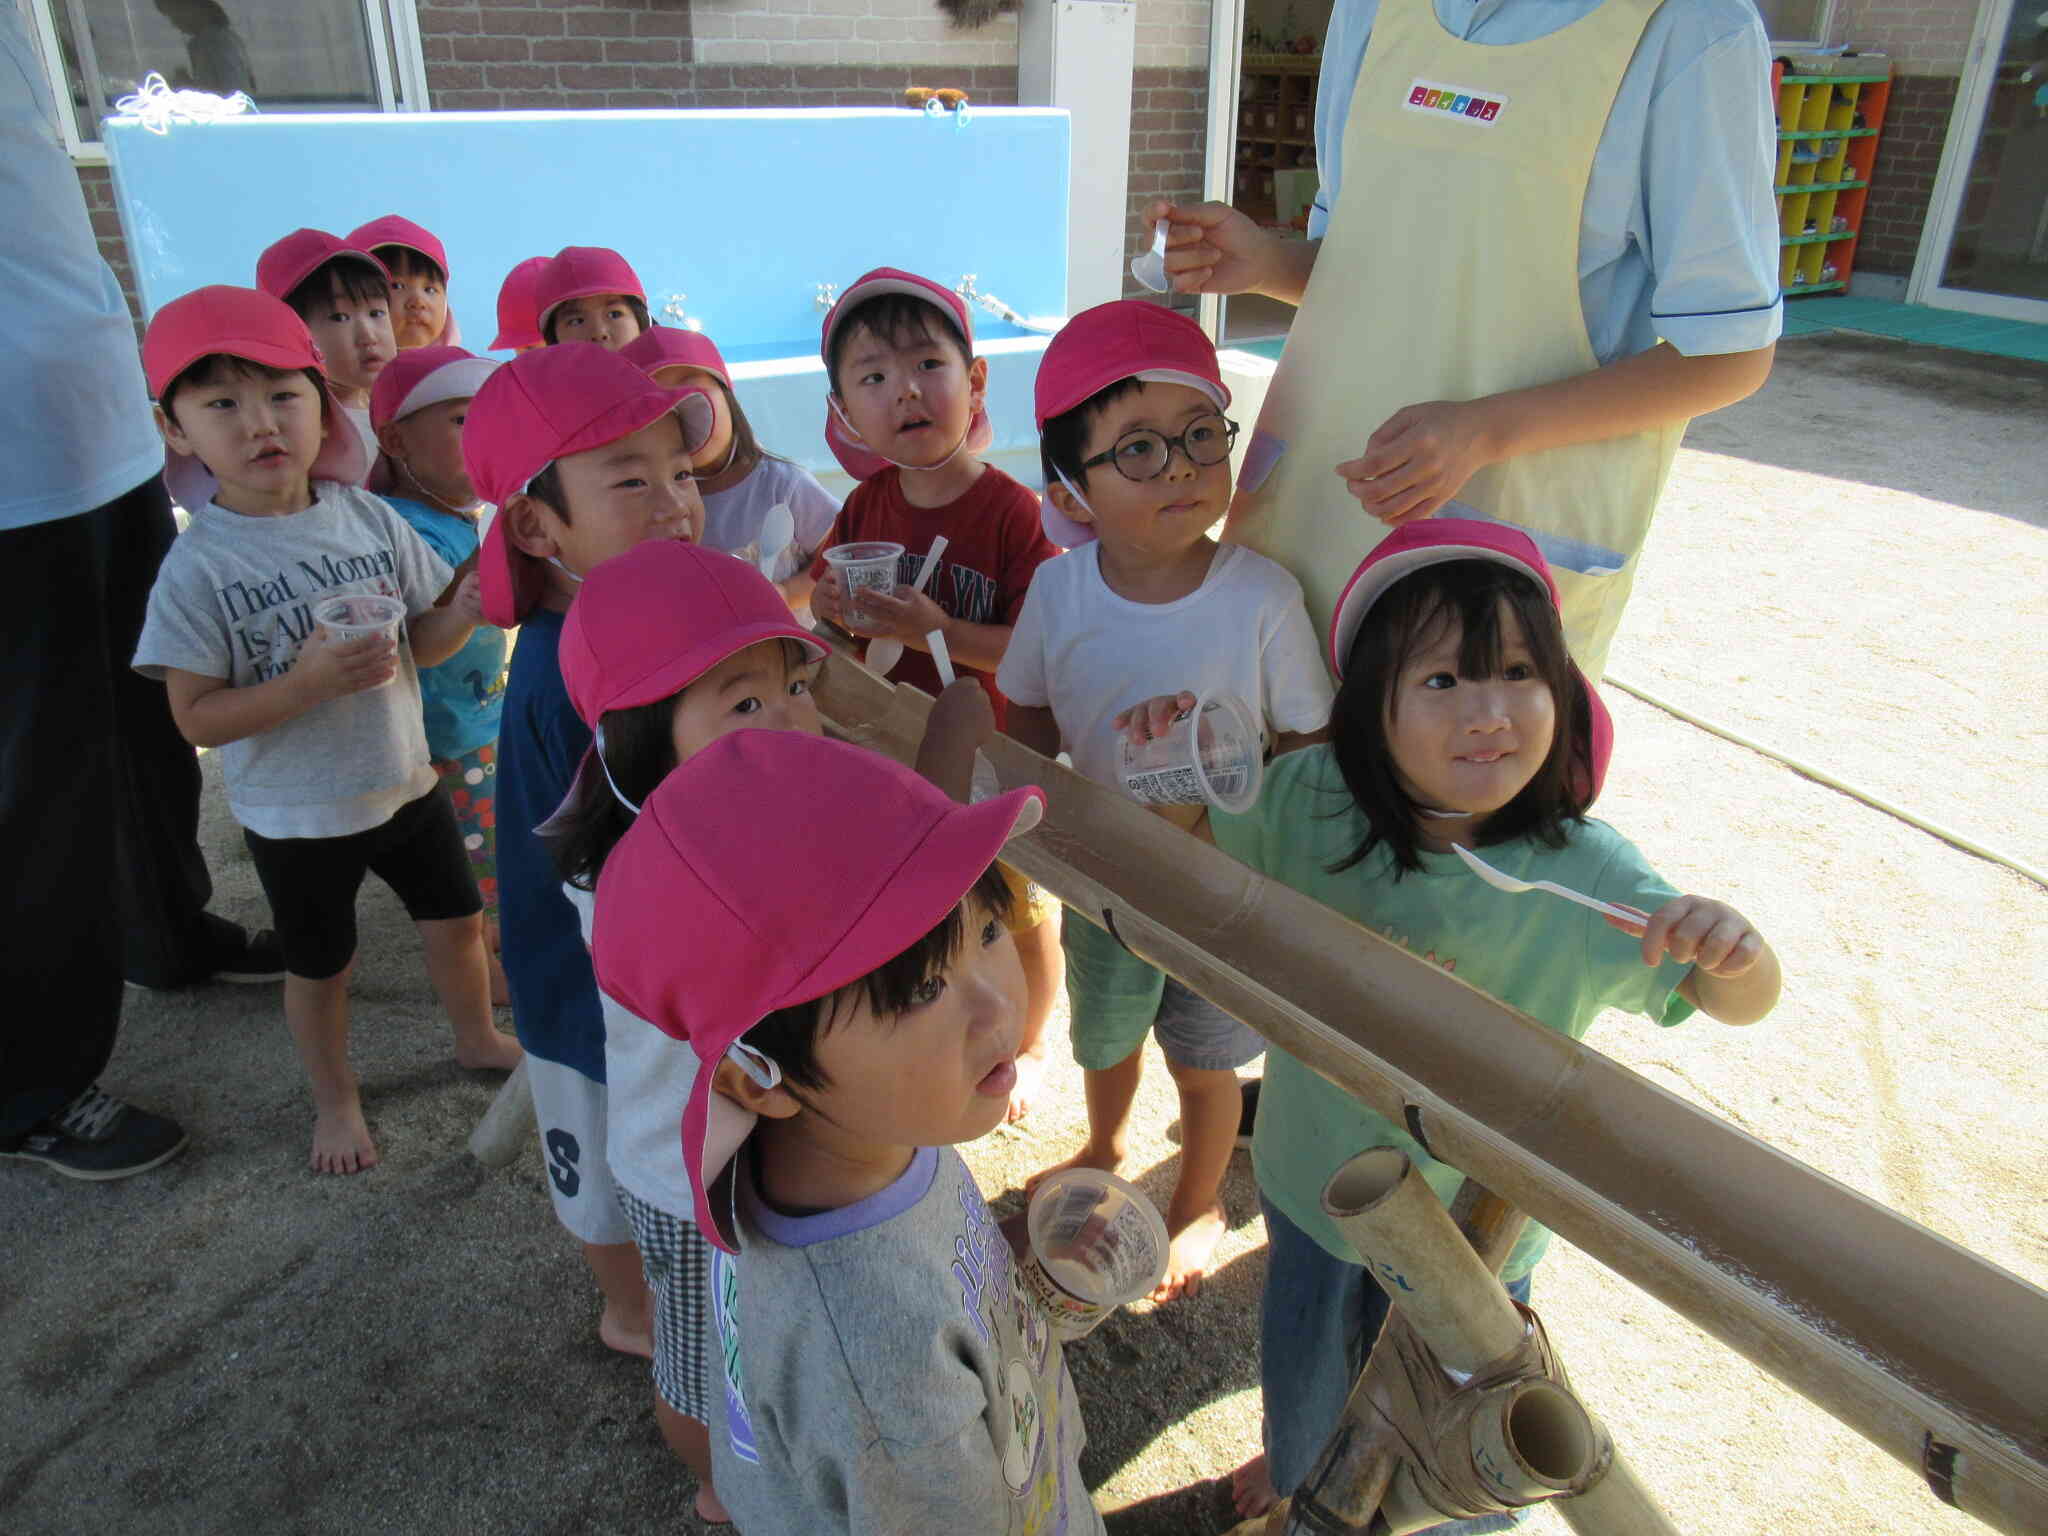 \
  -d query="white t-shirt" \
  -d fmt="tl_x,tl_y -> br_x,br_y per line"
564,880 -> 701,1218
700,457 -> 840,584
133,481 -> 448,838
997,542 -> 1335,789
339,403 -> 375,486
